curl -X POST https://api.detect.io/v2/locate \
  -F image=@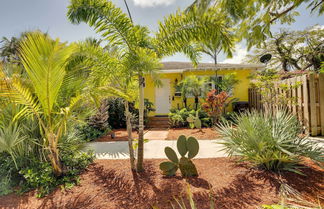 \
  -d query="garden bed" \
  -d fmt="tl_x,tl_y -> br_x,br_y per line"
166,128 -> 220,140
1,158 -> 322,209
